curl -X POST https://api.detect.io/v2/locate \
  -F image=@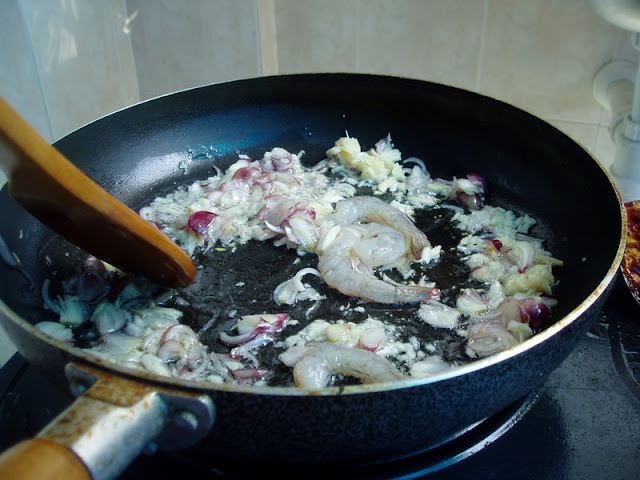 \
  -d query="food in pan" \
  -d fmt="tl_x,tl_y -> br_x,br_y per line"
622,200 -> 640,304
36,135 -> 563,388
